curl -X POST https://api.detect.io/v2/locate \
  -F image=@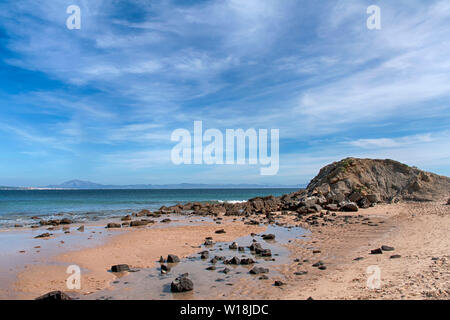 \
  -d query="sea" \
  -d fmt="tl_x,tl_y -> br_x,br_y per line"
0,188 -> 298,229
